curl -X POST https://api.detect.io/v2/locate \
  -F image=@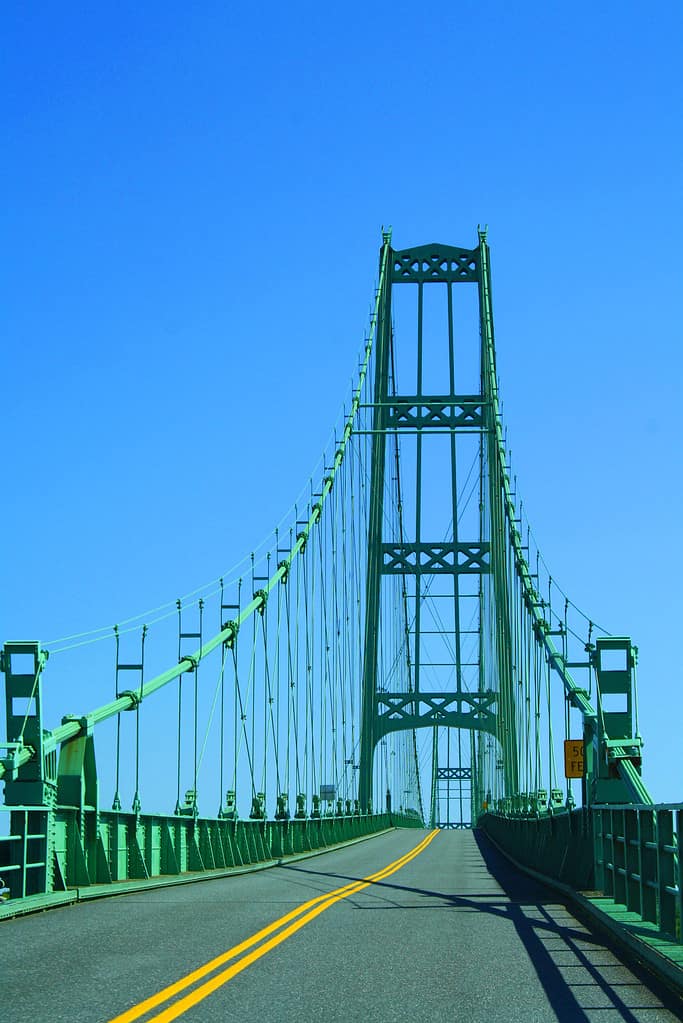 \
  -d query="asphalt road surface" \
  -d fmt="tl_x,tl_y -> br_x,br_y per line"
4,829 -> 682,1022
